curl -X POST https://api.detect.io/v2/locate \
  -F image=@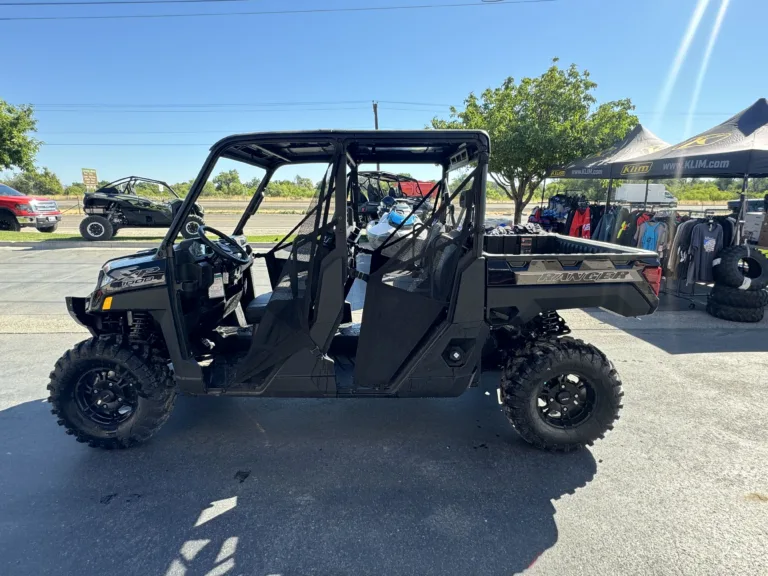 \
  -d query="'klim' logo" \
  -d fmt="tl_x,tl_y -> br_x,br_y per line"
620,162 -> 653,176
549,169 -> 566,177
672,132 -> 731,150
